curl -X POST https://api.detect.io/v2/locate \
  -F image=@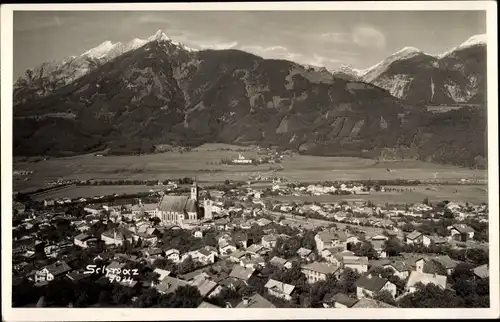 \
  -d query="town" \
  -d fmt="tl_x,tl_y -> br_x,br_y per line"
12,177 -> 490,309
